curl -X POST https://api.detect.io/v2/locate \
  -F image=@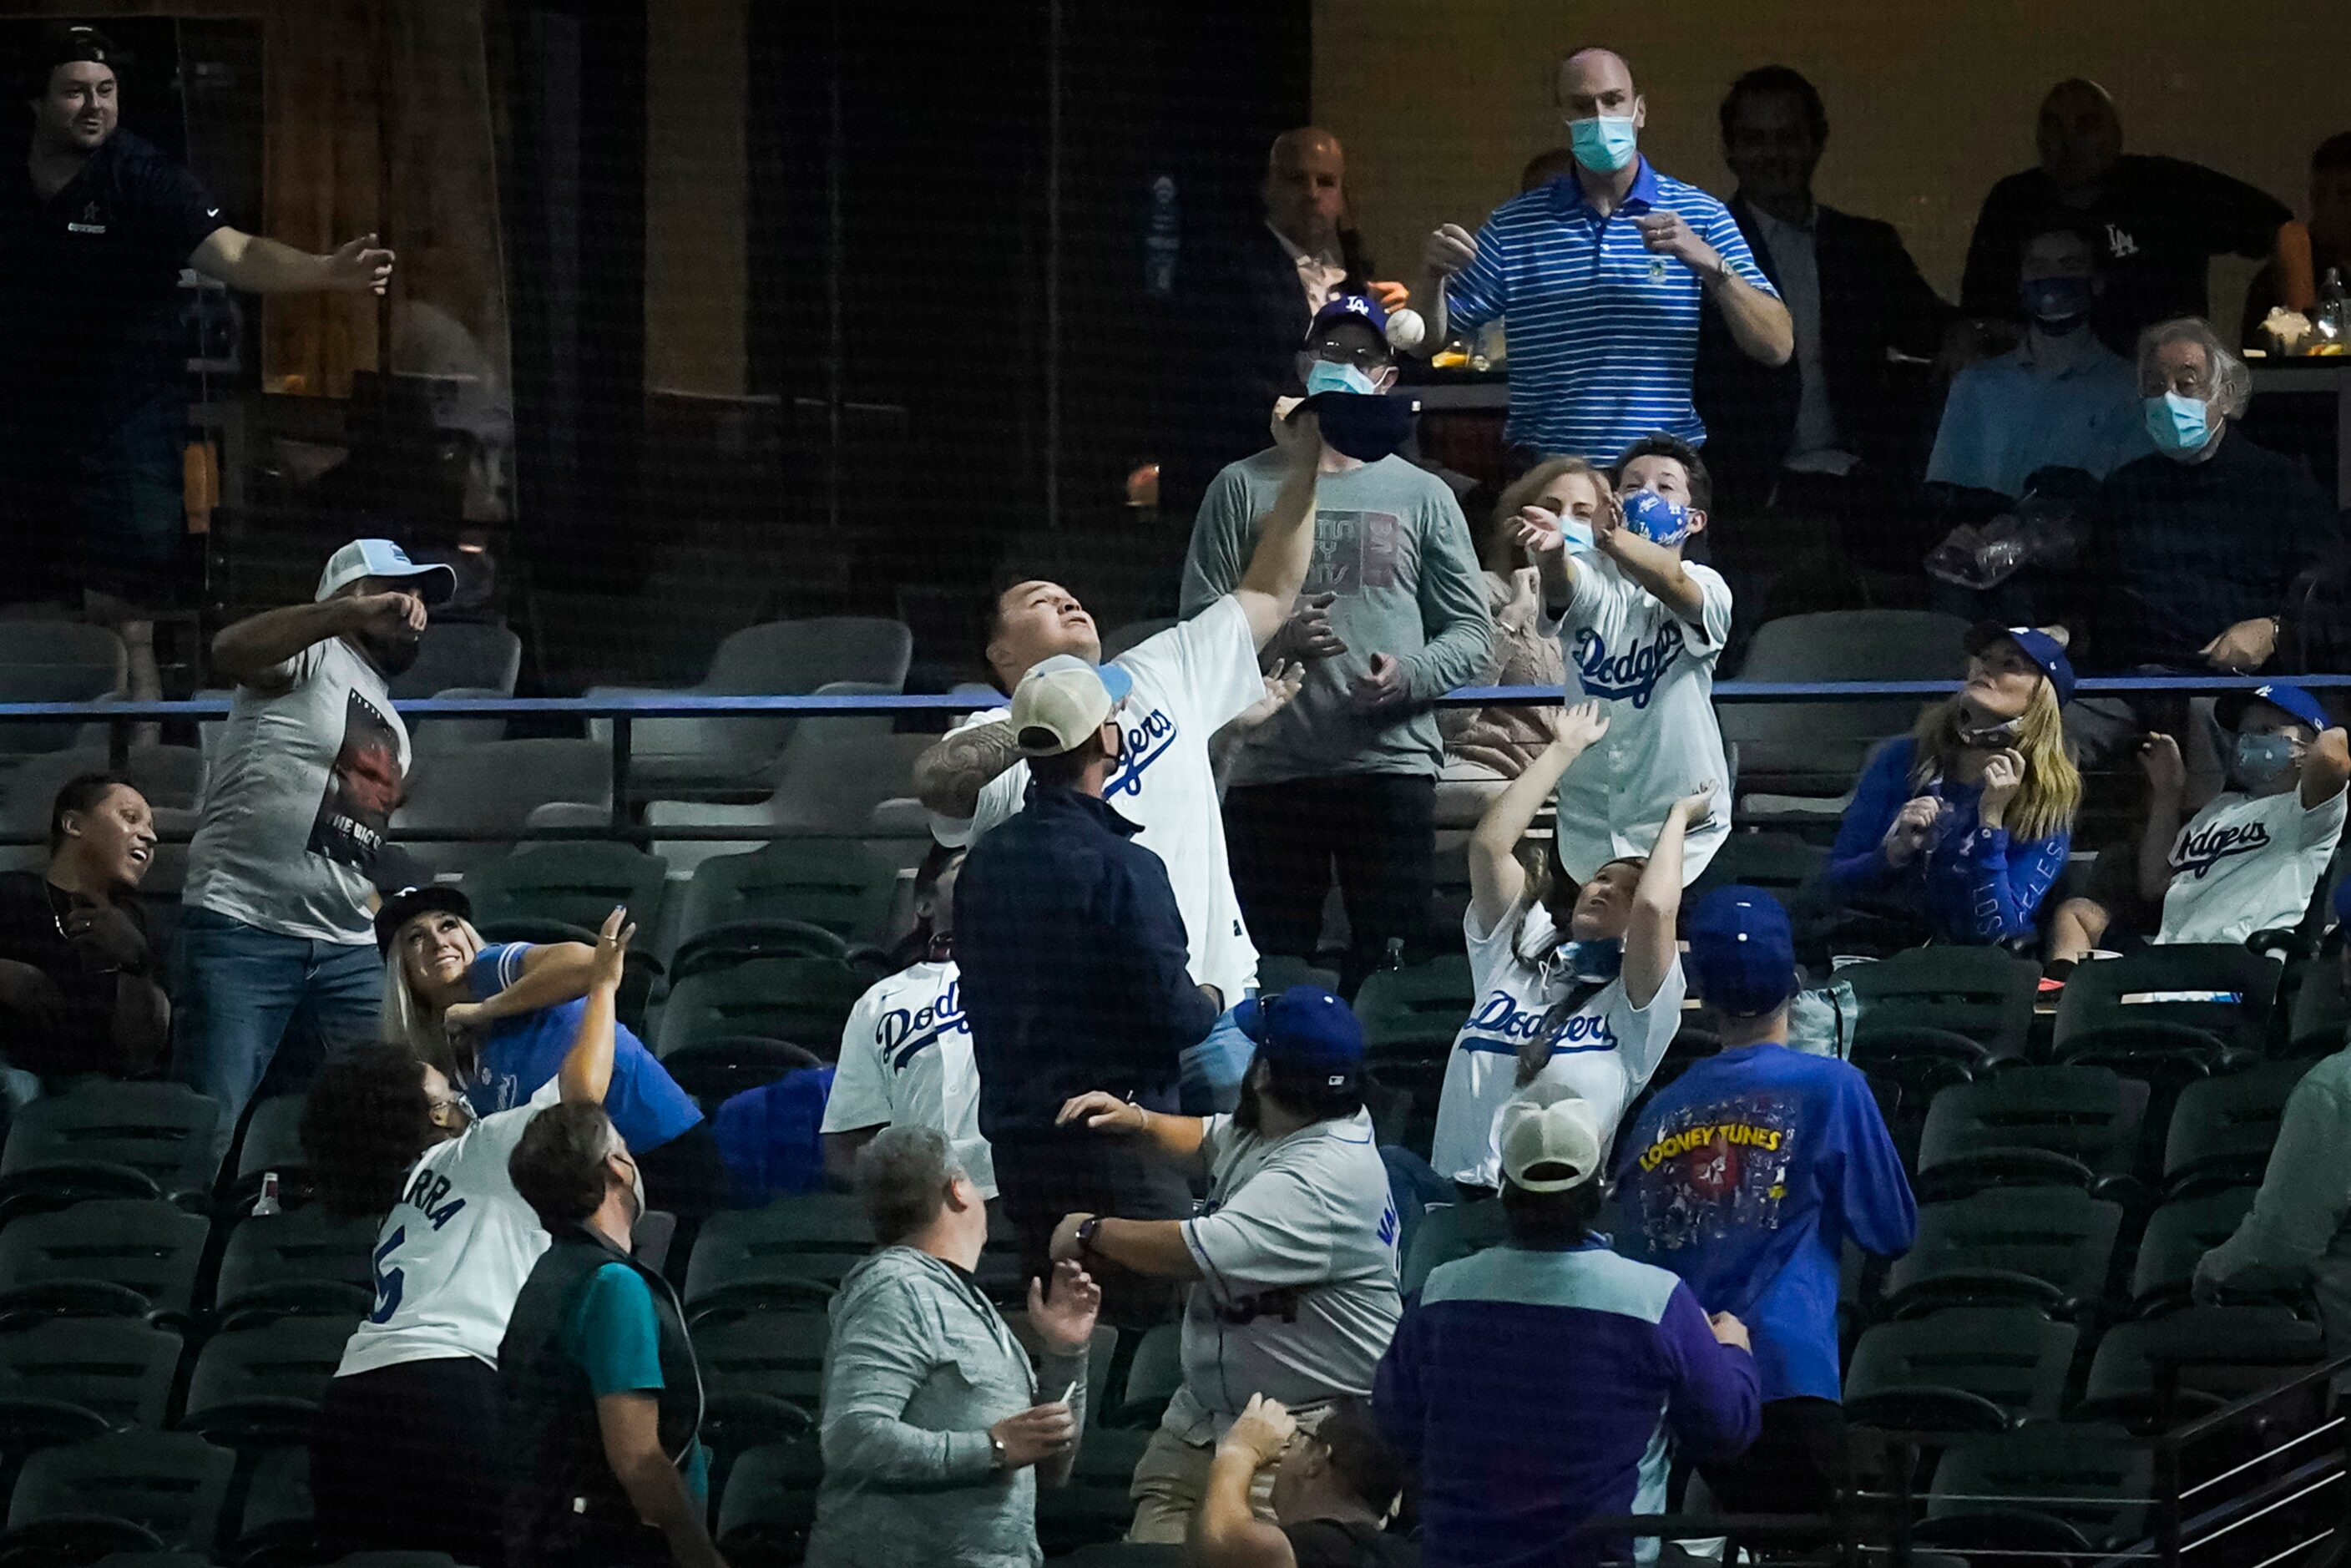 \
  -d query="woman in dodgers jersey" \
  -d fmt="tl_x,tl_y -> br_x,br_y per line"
305,908 -> 635,1565
820,843 -> 996,1194
1429,700 -> 1711,1193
